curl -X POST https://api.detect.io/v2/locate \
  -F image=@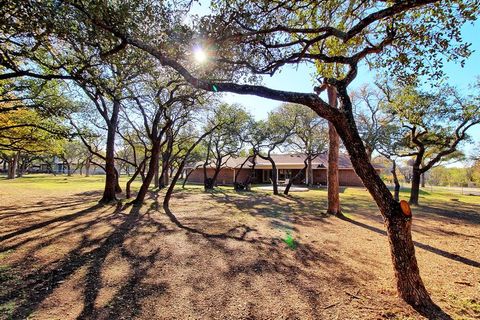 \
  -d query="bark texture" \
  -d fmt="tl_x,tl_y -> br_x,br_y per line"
99,100 -> 121,204
326,86 -> 341,216
409,166 -> 421,205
